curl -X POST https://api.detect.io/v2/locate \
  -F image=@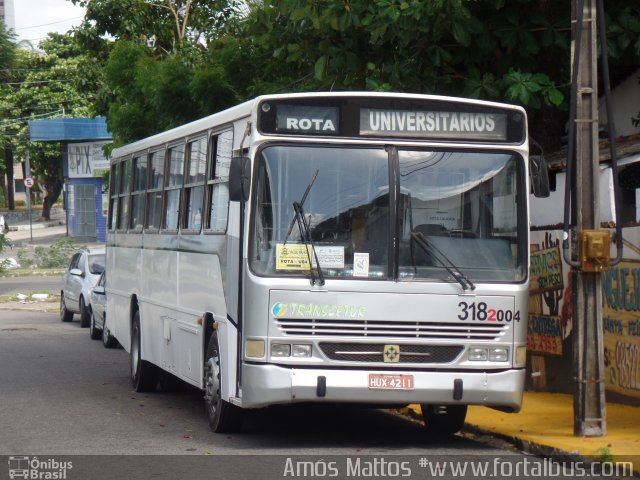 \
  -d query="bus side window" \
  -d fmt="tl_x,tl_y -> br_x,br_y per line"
108,162 -> 119,231
206,129 -> 233,233
117,158 -> 132,231
130,154 -> 148,231
184,137 -> 207,231
145,149 -> 165,231
164,143 -> 185,231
